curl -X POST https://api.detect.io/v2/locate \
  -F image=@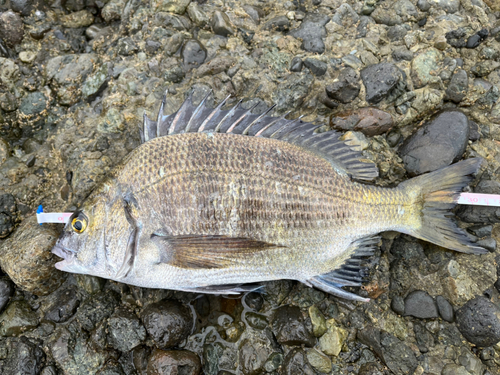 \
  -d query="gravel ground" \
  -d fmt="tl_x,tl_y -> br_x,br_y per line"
1,0 -> 500,374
